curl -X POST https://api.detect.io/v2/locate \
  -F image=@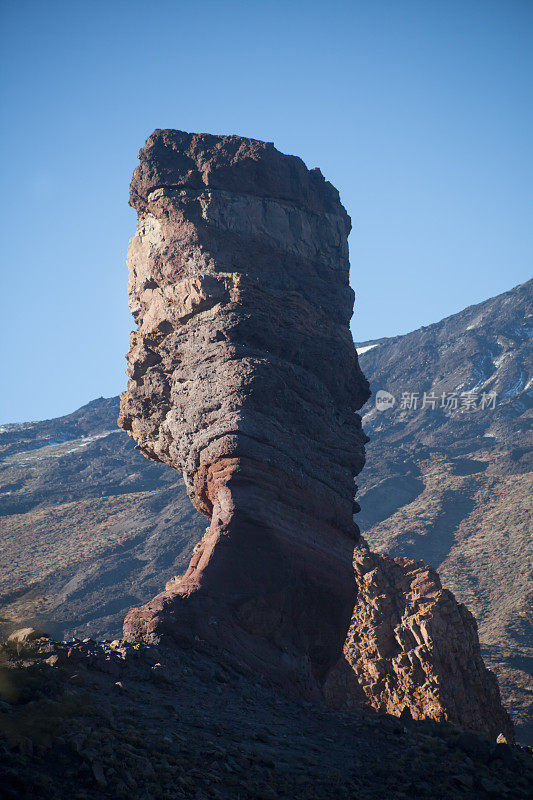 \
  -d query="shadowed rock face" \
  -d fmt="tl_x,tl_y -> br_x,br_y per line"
119,130 -> 370,695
